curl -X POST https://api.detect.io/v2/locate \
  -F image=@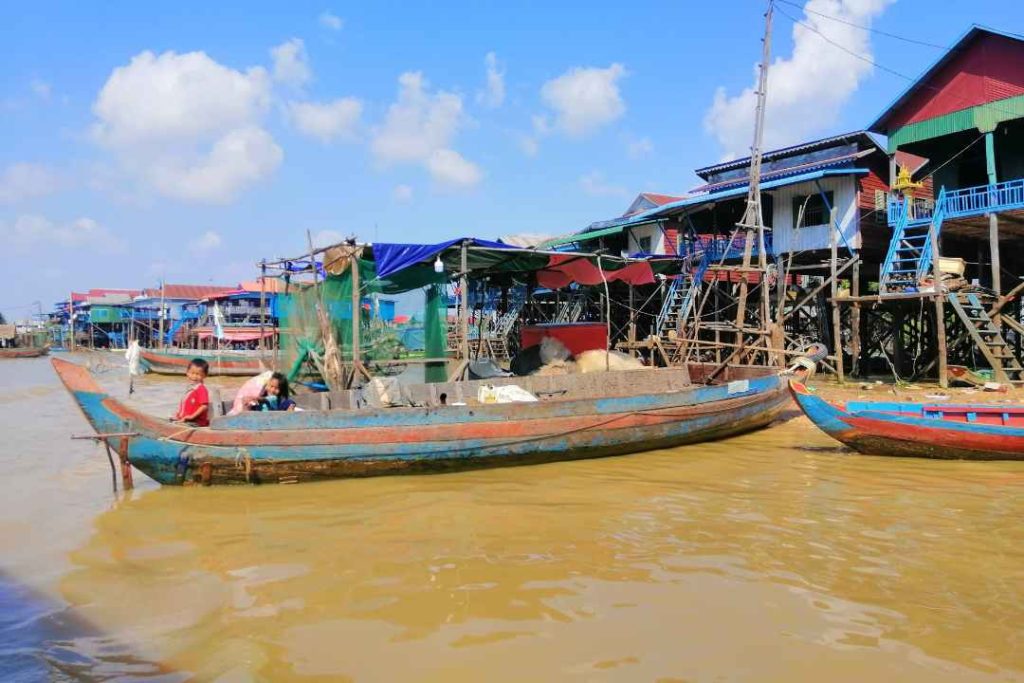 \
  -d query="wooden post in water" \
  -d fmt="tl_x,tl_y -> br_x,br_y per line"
118,436 -> 133,490
350,250 -> 362,379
